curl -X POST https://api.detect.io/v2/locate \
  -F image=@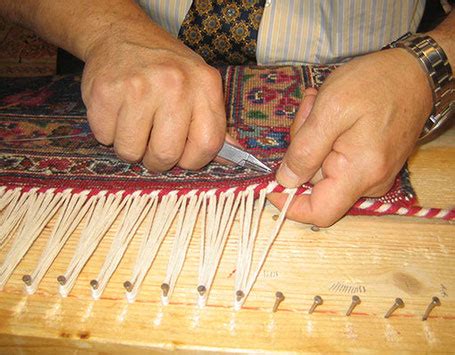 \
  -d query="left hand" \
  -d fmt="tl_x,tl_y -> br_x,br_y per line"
268,48 -> 433,227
